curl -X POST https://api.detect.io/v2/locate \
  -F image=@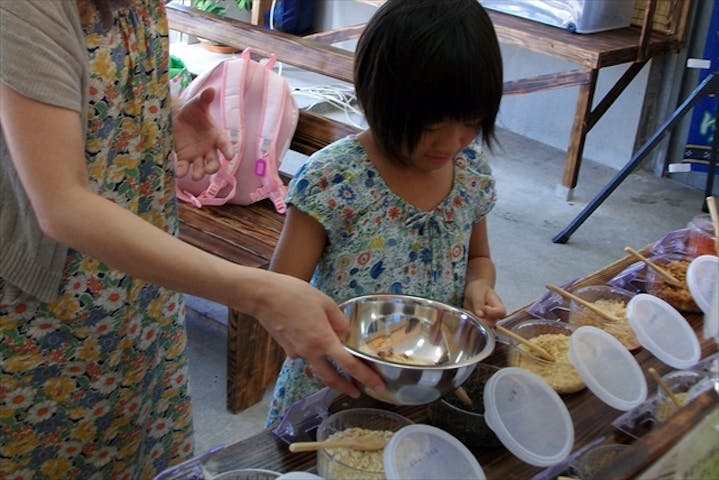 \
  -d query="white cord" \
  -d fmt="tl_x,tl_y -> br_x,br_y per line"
293,84 -> 365,128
